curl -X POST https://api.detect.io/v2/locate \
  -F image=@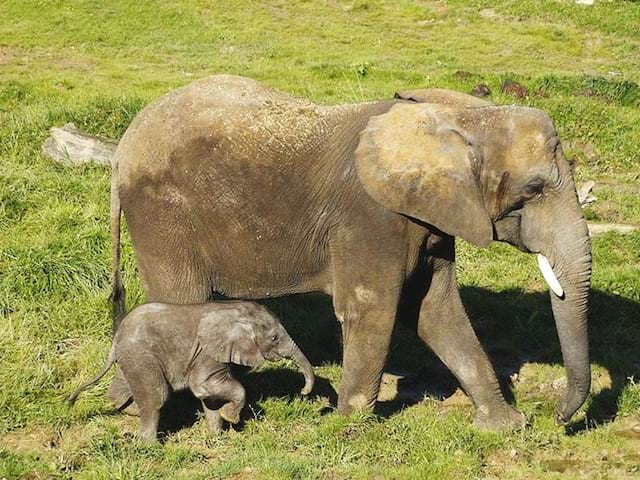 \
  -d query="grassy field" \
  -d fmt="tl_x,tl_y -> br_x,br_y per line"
1,0 -> 640,478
